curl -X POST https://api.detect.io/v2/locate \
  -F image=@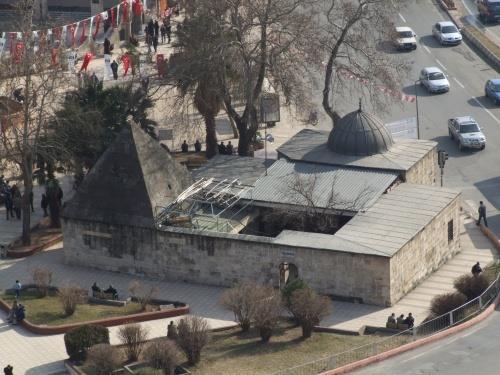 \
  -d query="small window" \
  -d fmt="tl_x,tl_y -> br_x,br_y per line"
448,220 -> 454,242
